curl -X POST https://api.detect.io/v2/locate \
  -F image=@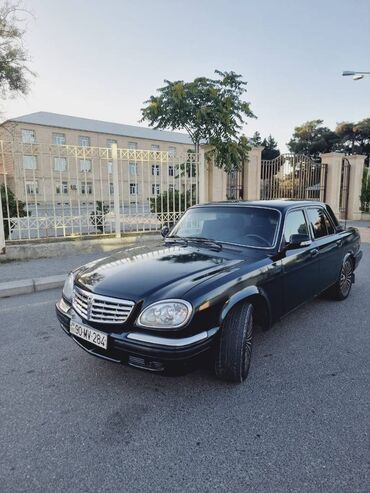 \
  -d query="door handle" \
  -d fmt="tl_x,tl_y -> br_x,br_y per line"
310,248 -> 319,258
336,240 -> 342,247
